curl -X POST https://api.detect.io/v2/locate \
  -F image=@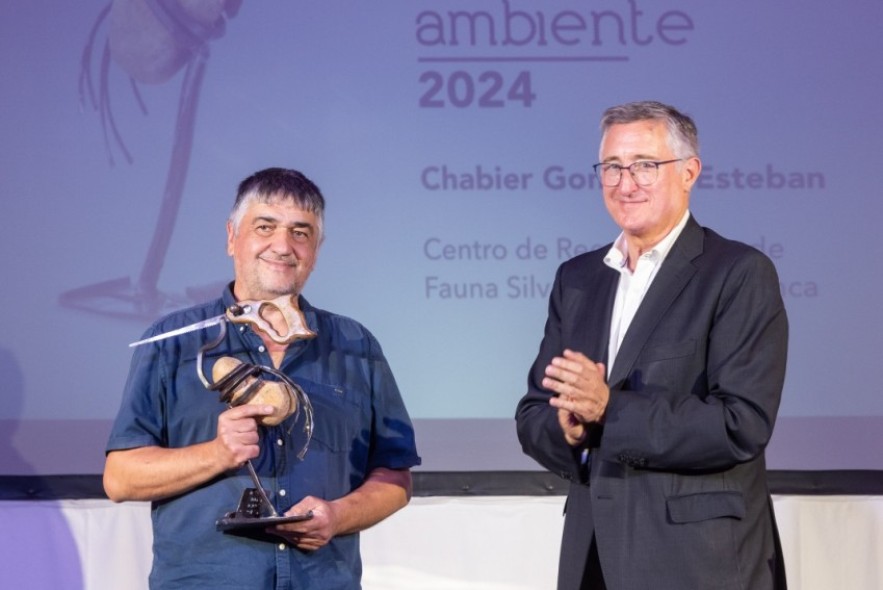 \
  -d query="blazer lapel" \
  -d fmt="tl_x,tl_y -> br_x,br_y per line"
608,217 -> 704,385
